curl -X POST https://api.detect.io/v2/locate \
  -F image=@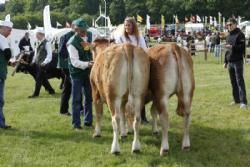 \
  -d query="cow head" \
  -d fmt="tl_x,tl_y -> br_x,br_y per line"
91,38 -> 114,60
15,51 -> 34,73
